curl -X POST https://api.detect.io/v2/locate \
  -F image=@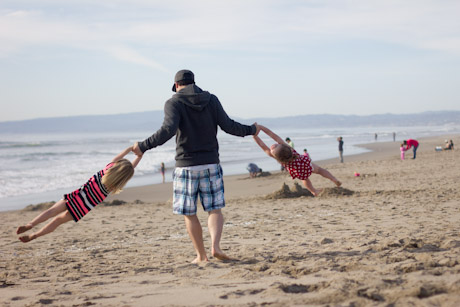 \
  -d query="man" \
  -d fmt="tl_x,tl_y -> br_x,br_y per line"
337,136 -> 344,163
403,139 -> 419,159
133,70 -> 257,263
